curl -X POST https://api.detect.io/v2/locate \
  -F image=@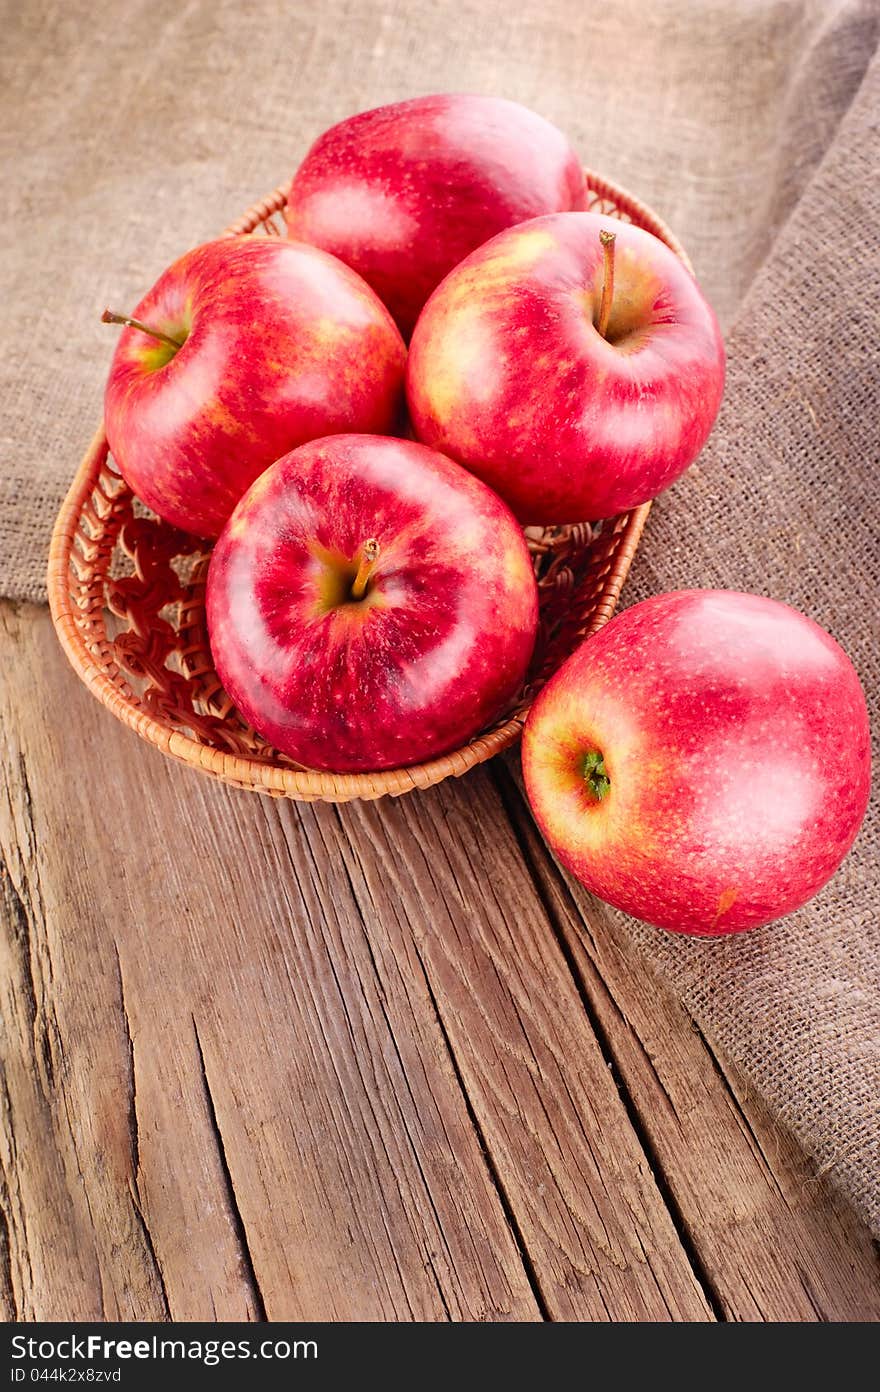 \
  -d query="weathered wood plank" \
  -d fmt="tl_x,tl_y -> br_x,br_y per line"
325,783 -> 720,1320
494,760 -> 880,1322
0,861 -> 112,1321
0,602 -> 539,1321
2,600 -> 879,1322
0,610 -> 264,1319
